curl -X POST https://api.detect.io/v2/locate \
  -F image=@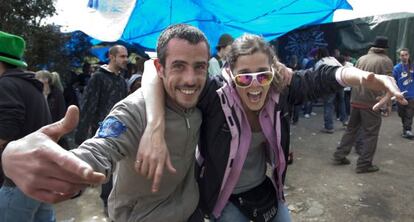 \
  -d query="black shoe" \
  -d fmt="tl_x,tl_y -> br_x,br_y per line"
356,165 -> 379,174
333,157 -> 351,165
